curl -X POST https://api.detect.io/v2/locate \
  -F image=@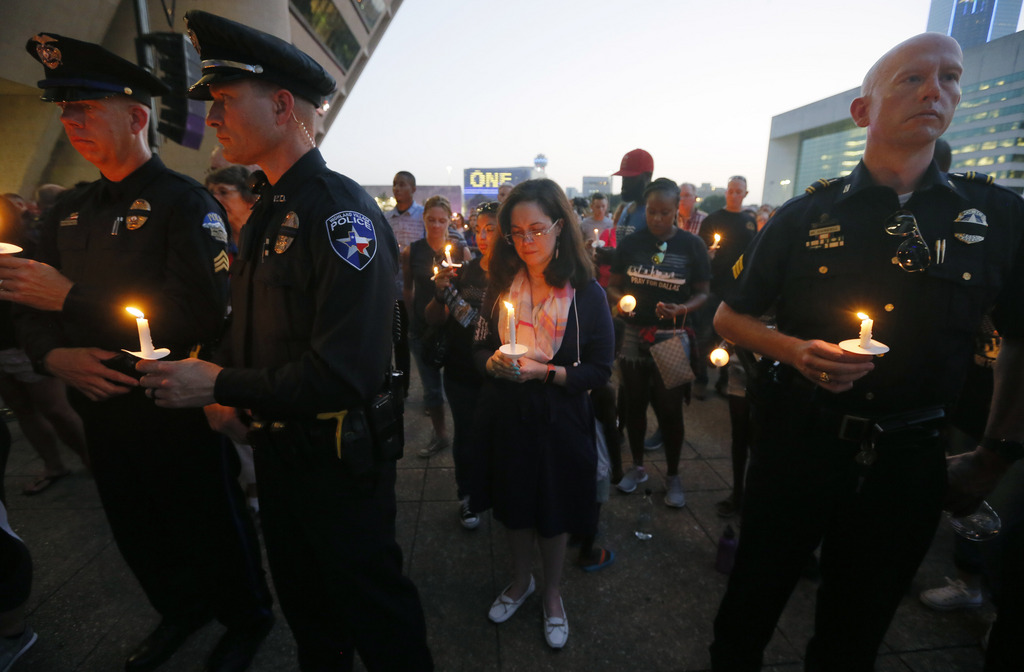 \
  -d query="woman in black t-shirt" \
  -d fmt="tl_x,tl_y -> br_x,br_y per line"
608,178 -> 710,508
